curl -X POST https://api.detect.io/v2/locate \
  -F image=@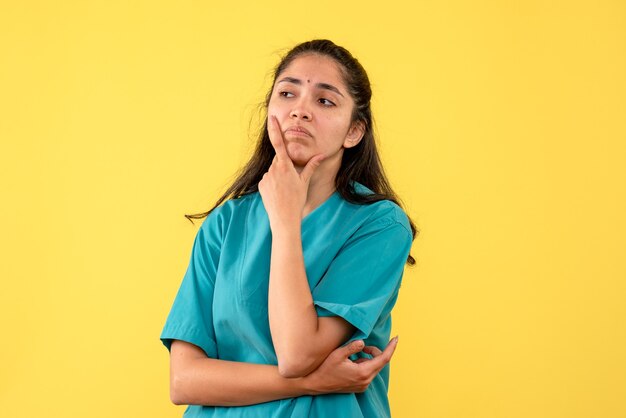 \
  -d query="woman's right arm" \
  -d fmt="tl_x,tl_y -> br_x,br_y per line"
169,337 -> 398,406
